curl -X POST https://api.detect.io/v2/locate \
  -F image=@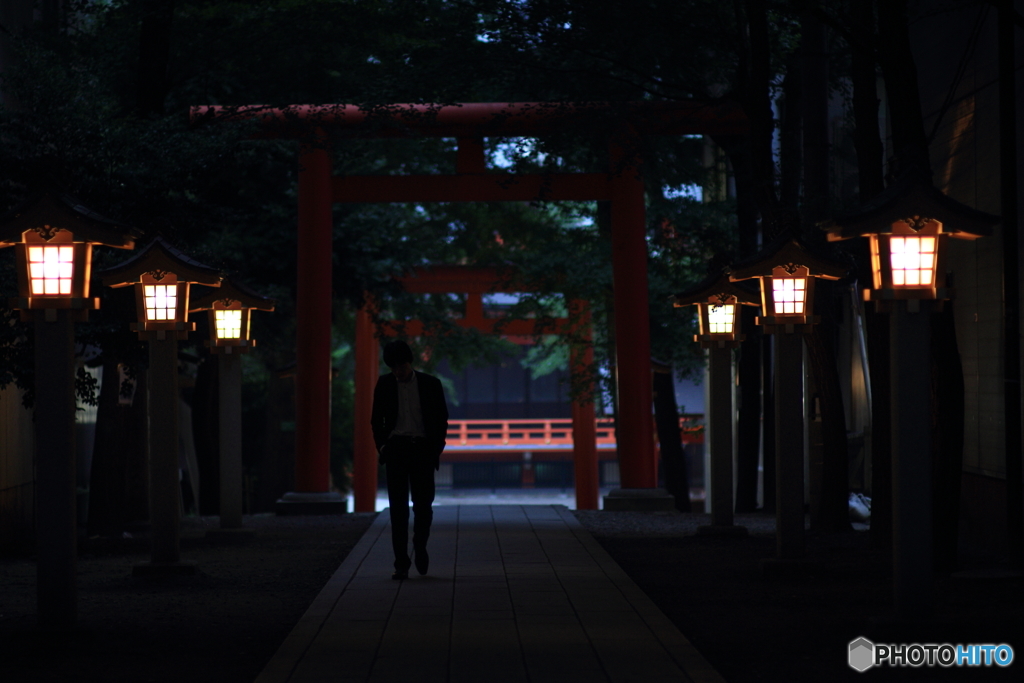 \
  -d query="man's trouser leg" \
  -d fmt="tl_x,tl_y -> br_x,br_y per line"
386,459 -> 411,570
409,454 -> 435,553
